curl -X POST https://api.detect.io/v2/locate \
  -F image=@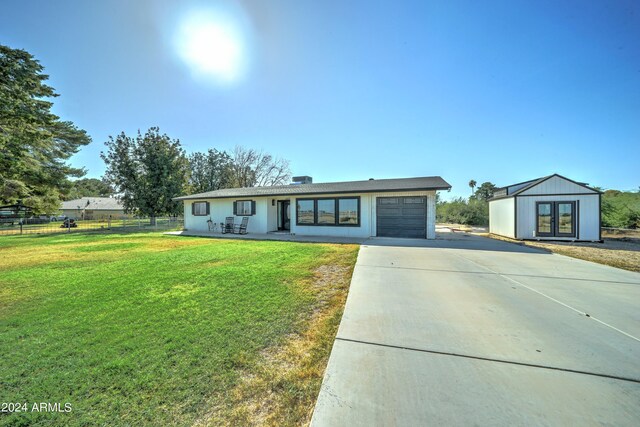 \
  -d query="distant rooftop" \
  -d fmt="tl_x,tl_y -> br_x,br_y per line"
60,197 -> 124,211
